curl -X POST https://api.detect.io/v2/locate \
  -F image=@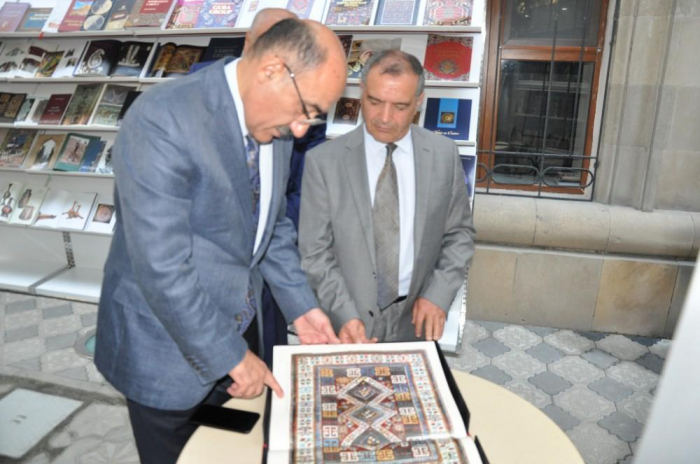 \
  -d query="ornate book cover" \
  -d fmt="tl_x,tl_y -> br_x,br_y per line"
18,8 -> 52,32
0,182 -> 25,223
81,0 -> 116,30
25,134 -> 67,170
423,97 -> 472,141
347,38 -> 401,79
111,41 -> 153,76
164,45 -> 204,76
35,51 -> 65,78
0,2 -> 31,32
268,342 -> 483,463
423,0 -> 473,26
324,0 -> 375,26
53,132 -> 101,172
52,41 -> 88,78
202,37 -> 245,62
13,97 -> 36,123
194,0 -> 243,28
165,0 -> 203,28
125,0 -> 175,27
286,0 -> 315,19
104,0 -> 137,29
424,35 -> 472,82
91,84 -> 136,126
147,42 -> 177,77
15,44 -> 57,78
61,83 -> 103,125
8,185 -> 47,225
0,93 -> 27,123
27,98 -> 49,124
374,0 -> 419,25
74,40 -> 122,77
78,140 -> 107,172
59,0 -> 96,32
337,34 -> 353,59
0,129 -> 36,168
332,97 -> 361,125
